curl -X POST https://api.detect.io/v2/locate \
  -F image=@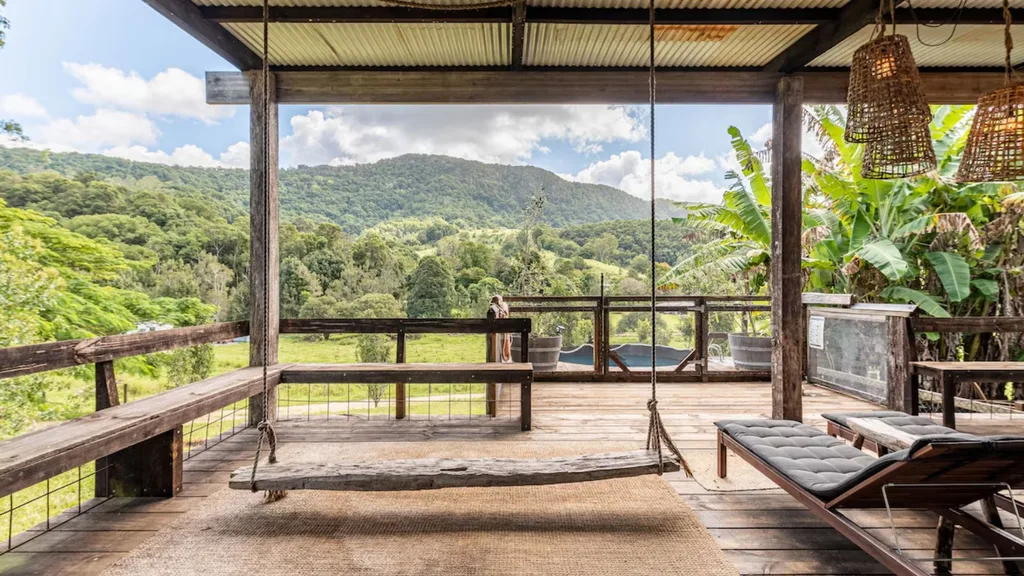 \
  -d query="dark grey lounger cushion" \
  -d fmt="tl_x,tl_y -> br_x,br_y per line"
821,411 -> 976,440
716,419 -> 908,500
